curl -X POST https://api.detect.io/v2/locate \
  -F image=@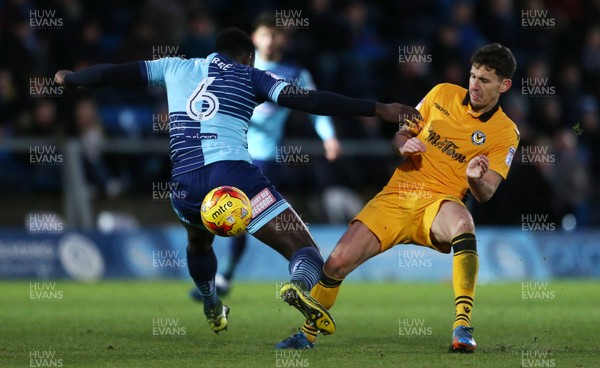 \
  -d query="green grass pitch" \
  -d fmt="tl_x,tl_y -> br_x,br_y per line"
1,280 -> 598,367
